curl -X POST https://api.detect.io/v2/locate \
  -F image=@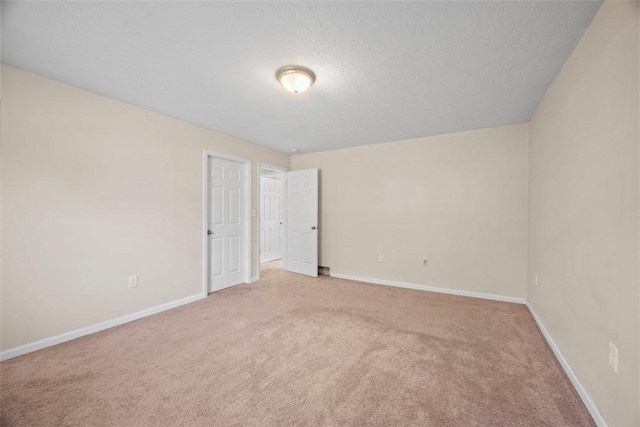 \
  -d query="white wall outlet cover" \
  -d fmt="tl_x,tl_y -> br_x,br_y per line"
129,275 -> 138,288
378,255 -> 383,262
422,258 -> 428,266
609,342 -> 618,373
